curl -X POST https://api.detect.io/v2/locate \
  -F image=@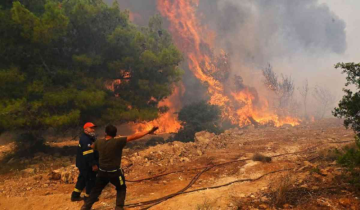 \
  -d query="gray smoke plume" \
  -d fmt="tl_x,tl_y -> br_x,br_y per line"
112,0 -> 348,116
198,0 -> 346,66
